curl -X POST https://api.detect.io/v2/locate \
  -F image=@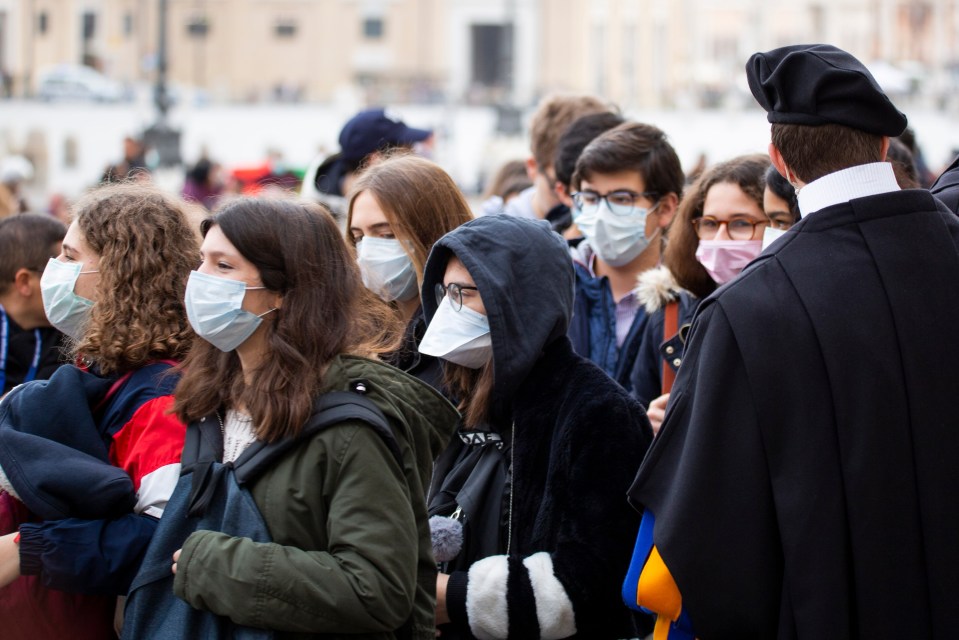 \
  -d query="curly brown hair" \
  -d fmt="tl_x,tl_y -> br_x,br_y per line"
70,182 -> 197,374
